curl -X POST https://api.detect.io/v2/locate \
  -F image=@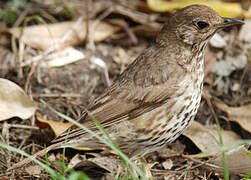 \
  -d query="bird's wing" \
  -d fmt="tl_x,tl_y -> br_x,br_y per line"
52,45 -> 185,143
